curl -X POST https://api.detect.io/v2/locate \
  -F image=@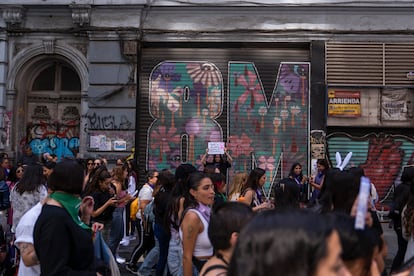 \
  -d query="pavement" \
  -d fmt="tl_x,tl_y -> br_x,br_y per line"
115,217 -> 399,276
116,236 -> 143,276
